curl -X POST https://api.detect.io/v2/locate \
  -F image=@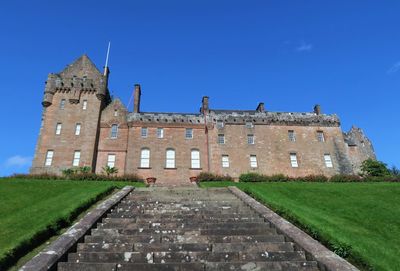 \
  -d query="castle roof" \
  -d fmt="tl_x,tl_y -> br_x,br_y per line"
58,54 -> 102,79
